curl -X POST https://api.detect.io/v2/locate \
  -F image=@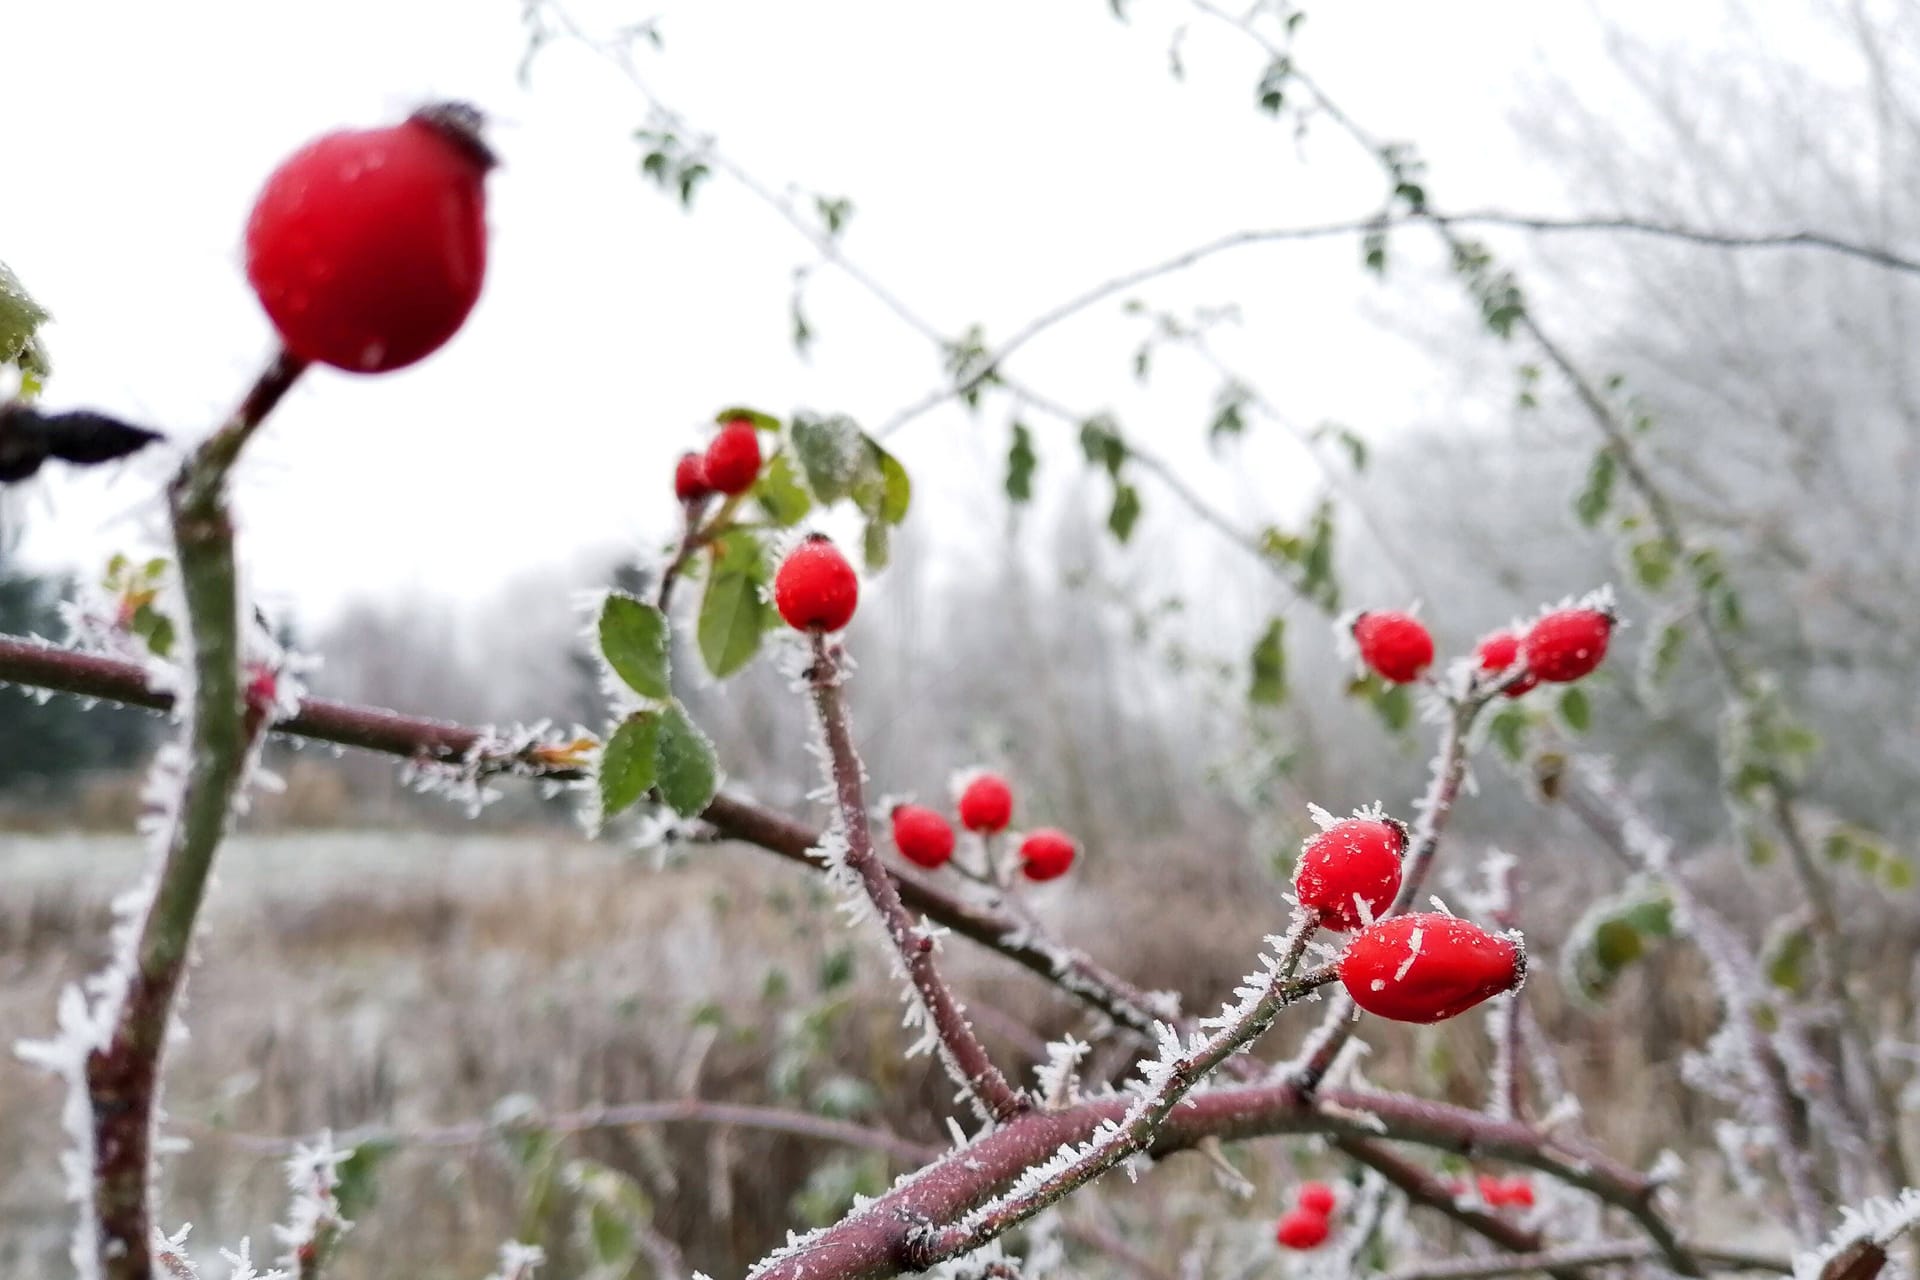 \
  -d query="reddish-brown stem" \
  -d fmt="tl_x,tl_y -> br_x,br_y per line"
803,631 -> 1026,1125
